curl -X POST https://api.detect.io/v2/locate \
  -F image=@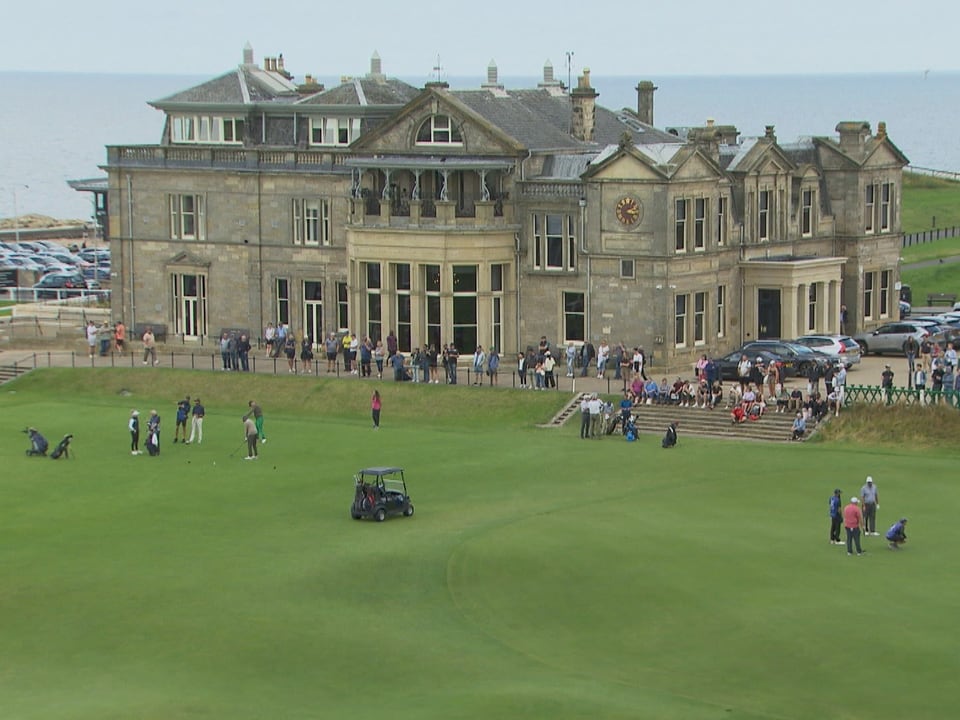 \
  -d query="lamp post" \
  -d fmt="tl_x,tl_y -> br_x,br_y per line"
11,184 -> 29,244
